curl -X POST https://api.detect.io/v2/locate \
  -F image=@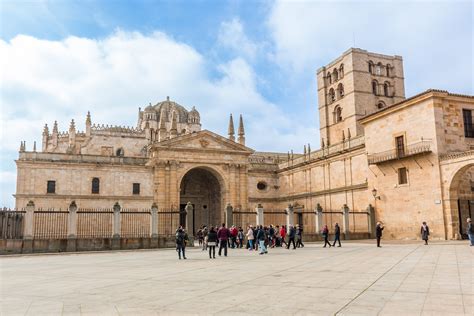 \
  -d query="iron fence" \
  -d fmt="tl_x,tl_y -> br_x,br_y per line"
34,209 -> 68,239
0,209 -> 24,239
77,208 -> 113,239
